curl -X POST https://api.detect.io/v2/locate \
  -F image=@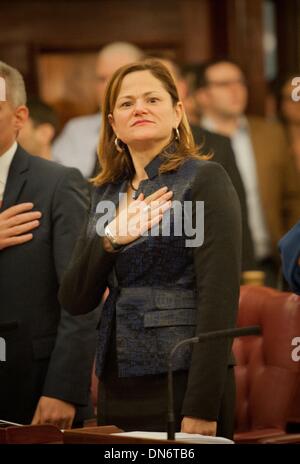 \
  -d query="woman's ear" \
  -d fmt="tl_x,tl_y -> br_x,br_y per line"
108,113 -> 115,133
174,101 -> 183,127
